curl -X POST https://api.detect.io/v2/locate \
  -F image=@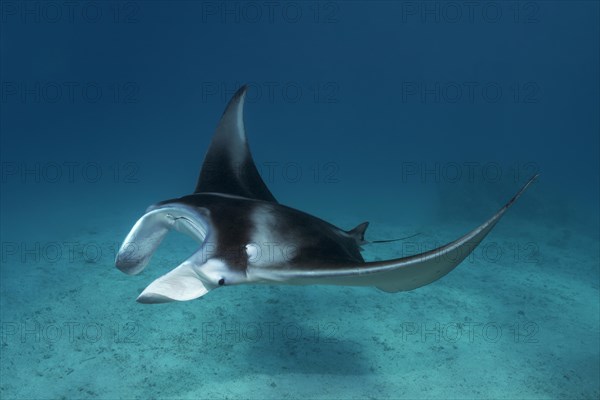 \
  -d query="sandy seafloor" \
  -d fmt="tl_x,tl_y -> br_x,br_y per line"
0,185 -> 598,400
